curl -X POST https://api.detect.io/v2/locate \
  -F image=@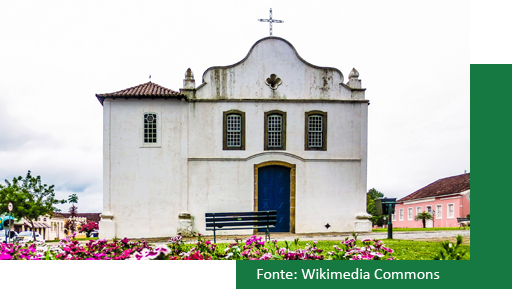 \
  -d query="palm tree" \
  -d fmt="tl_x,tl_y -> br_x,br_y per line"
67,194 -> 79,235
415,212 -> 433,228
